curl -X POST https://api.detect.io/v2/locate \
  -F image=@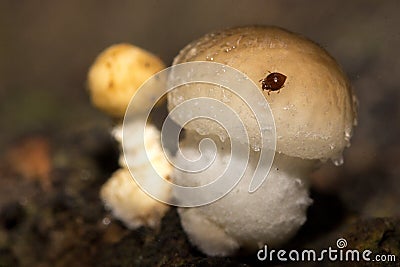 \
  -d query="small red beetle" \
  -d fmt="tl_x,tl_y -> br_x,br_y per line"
259,72 -> 287,95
